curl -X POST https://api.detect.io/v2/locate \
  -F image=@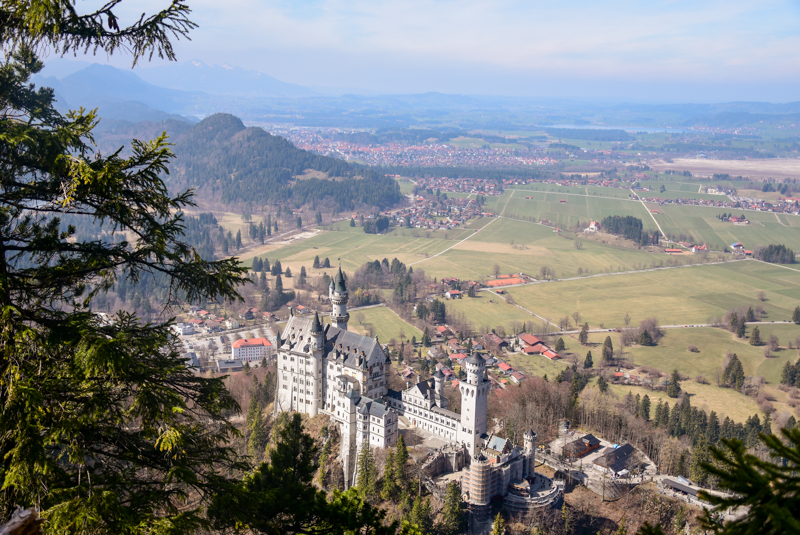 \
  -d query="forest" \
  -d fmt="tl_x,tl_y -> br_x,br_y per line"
600,216 -> 660,246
